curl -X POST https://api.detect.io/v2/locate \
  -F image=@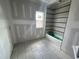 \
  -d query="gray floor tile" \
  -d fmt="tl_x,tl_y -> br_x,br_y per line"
11,38 -> 70,59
